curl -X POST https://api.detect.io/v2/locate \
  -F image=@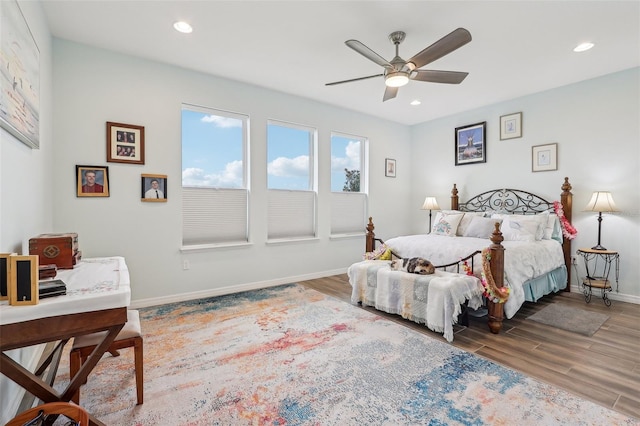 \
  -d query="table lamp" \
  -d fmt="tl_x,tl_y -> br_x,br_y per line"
584,191 -> 618,250
421,196 -> 440,231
